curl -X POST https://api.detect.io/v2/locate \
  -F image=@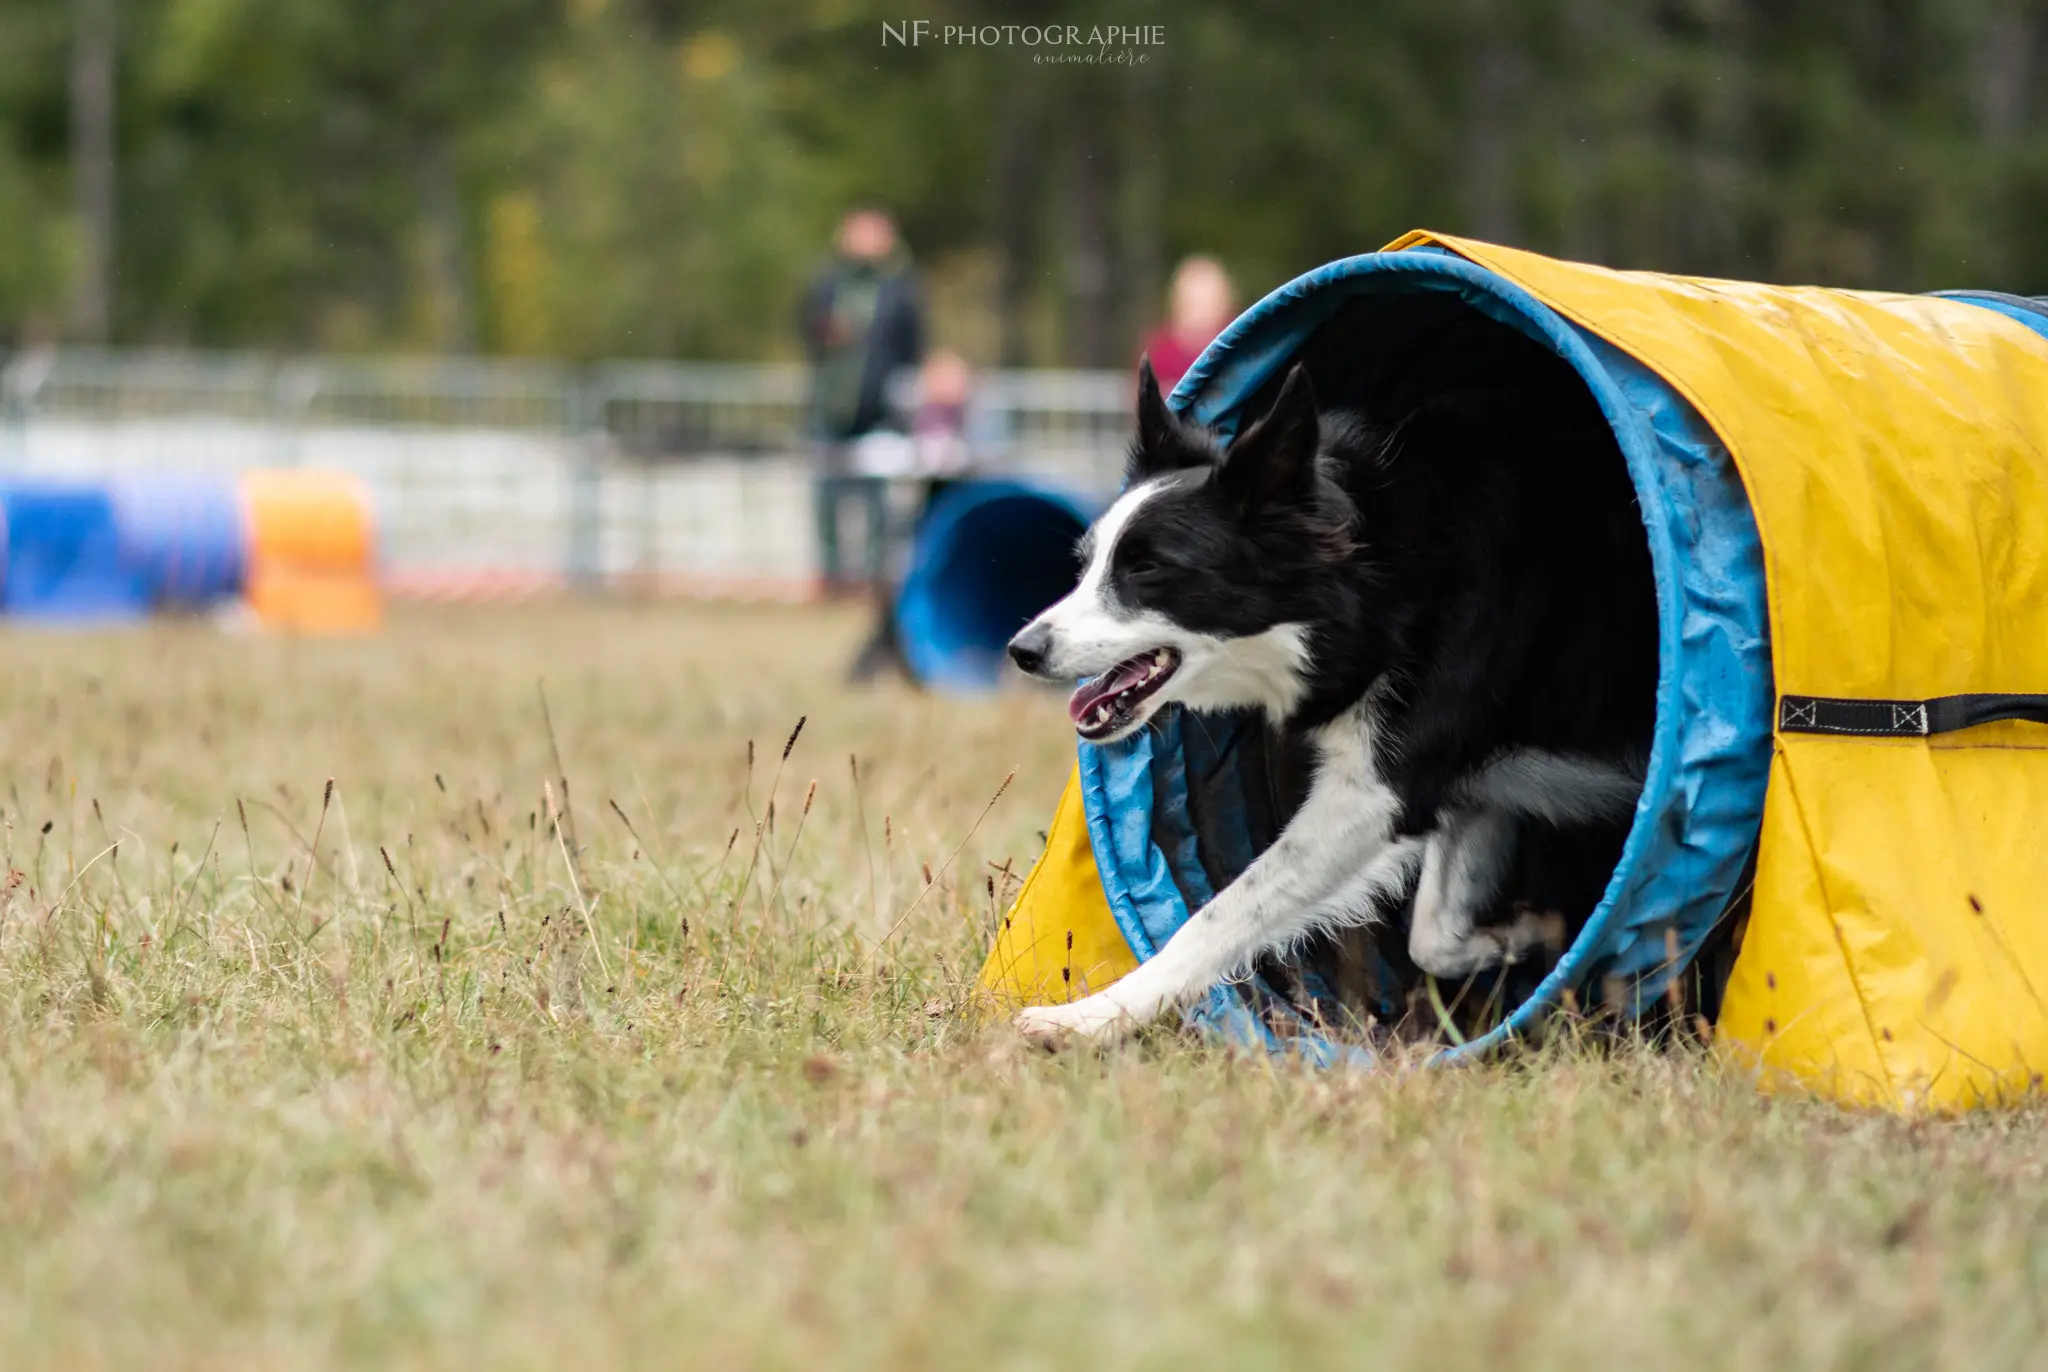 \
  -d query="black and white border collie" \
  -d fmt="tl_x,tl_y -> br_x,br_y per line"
1005,356 -> 1657,1044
